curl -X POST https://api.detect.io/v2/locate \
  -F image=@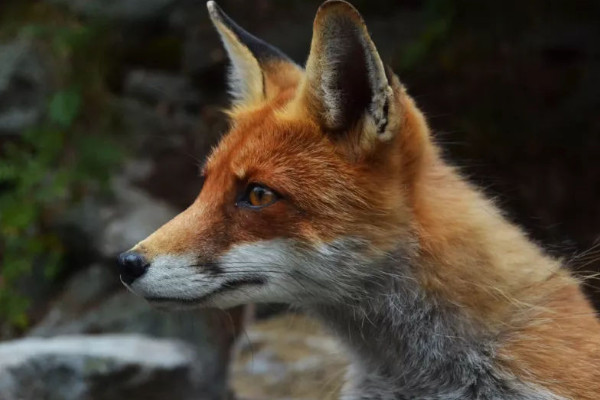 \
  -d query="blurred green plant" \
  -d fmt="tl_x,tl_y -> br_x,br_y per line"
398,0 -> 455,71
0,4 -> 123,332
